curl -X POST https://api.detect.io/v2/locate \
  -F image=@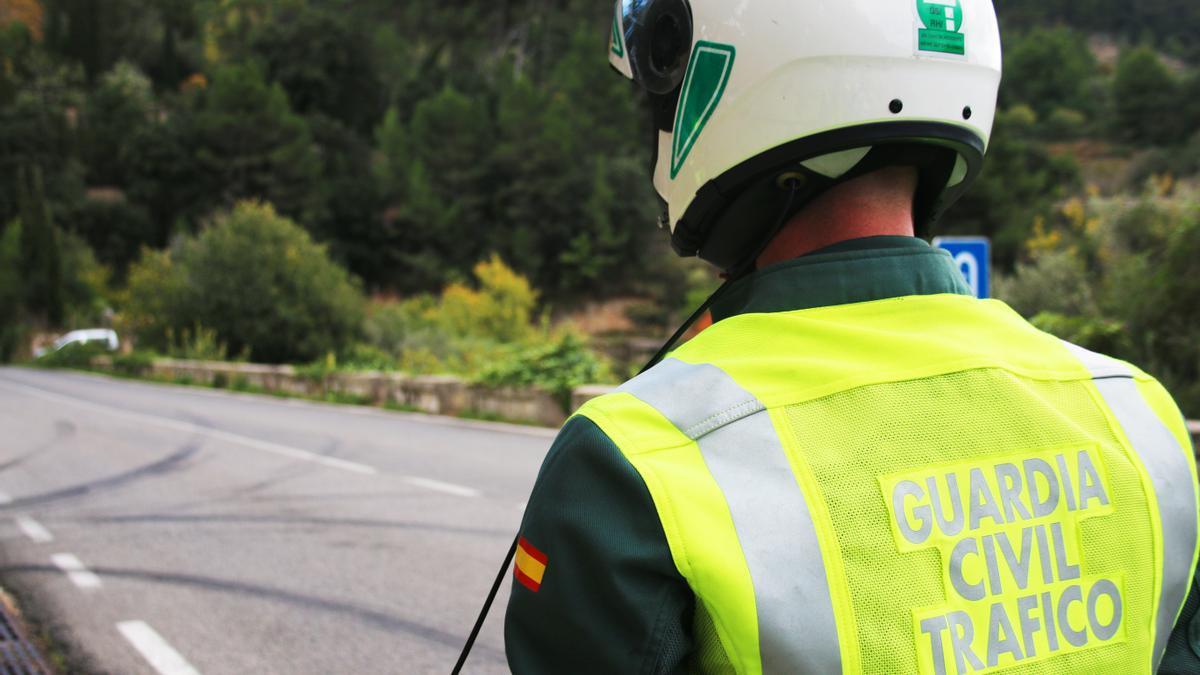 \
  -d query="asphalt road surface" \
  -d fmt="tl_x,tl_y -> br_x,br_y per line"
0,367 -> 555,674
